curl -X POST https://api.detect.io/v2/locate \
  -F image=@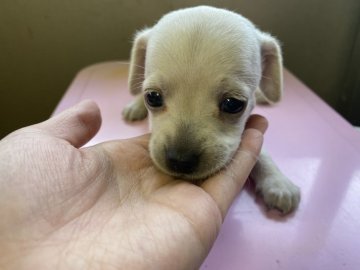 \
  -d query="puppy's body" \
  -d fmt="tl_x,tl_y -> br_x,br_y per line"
123,6 -> 300,213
